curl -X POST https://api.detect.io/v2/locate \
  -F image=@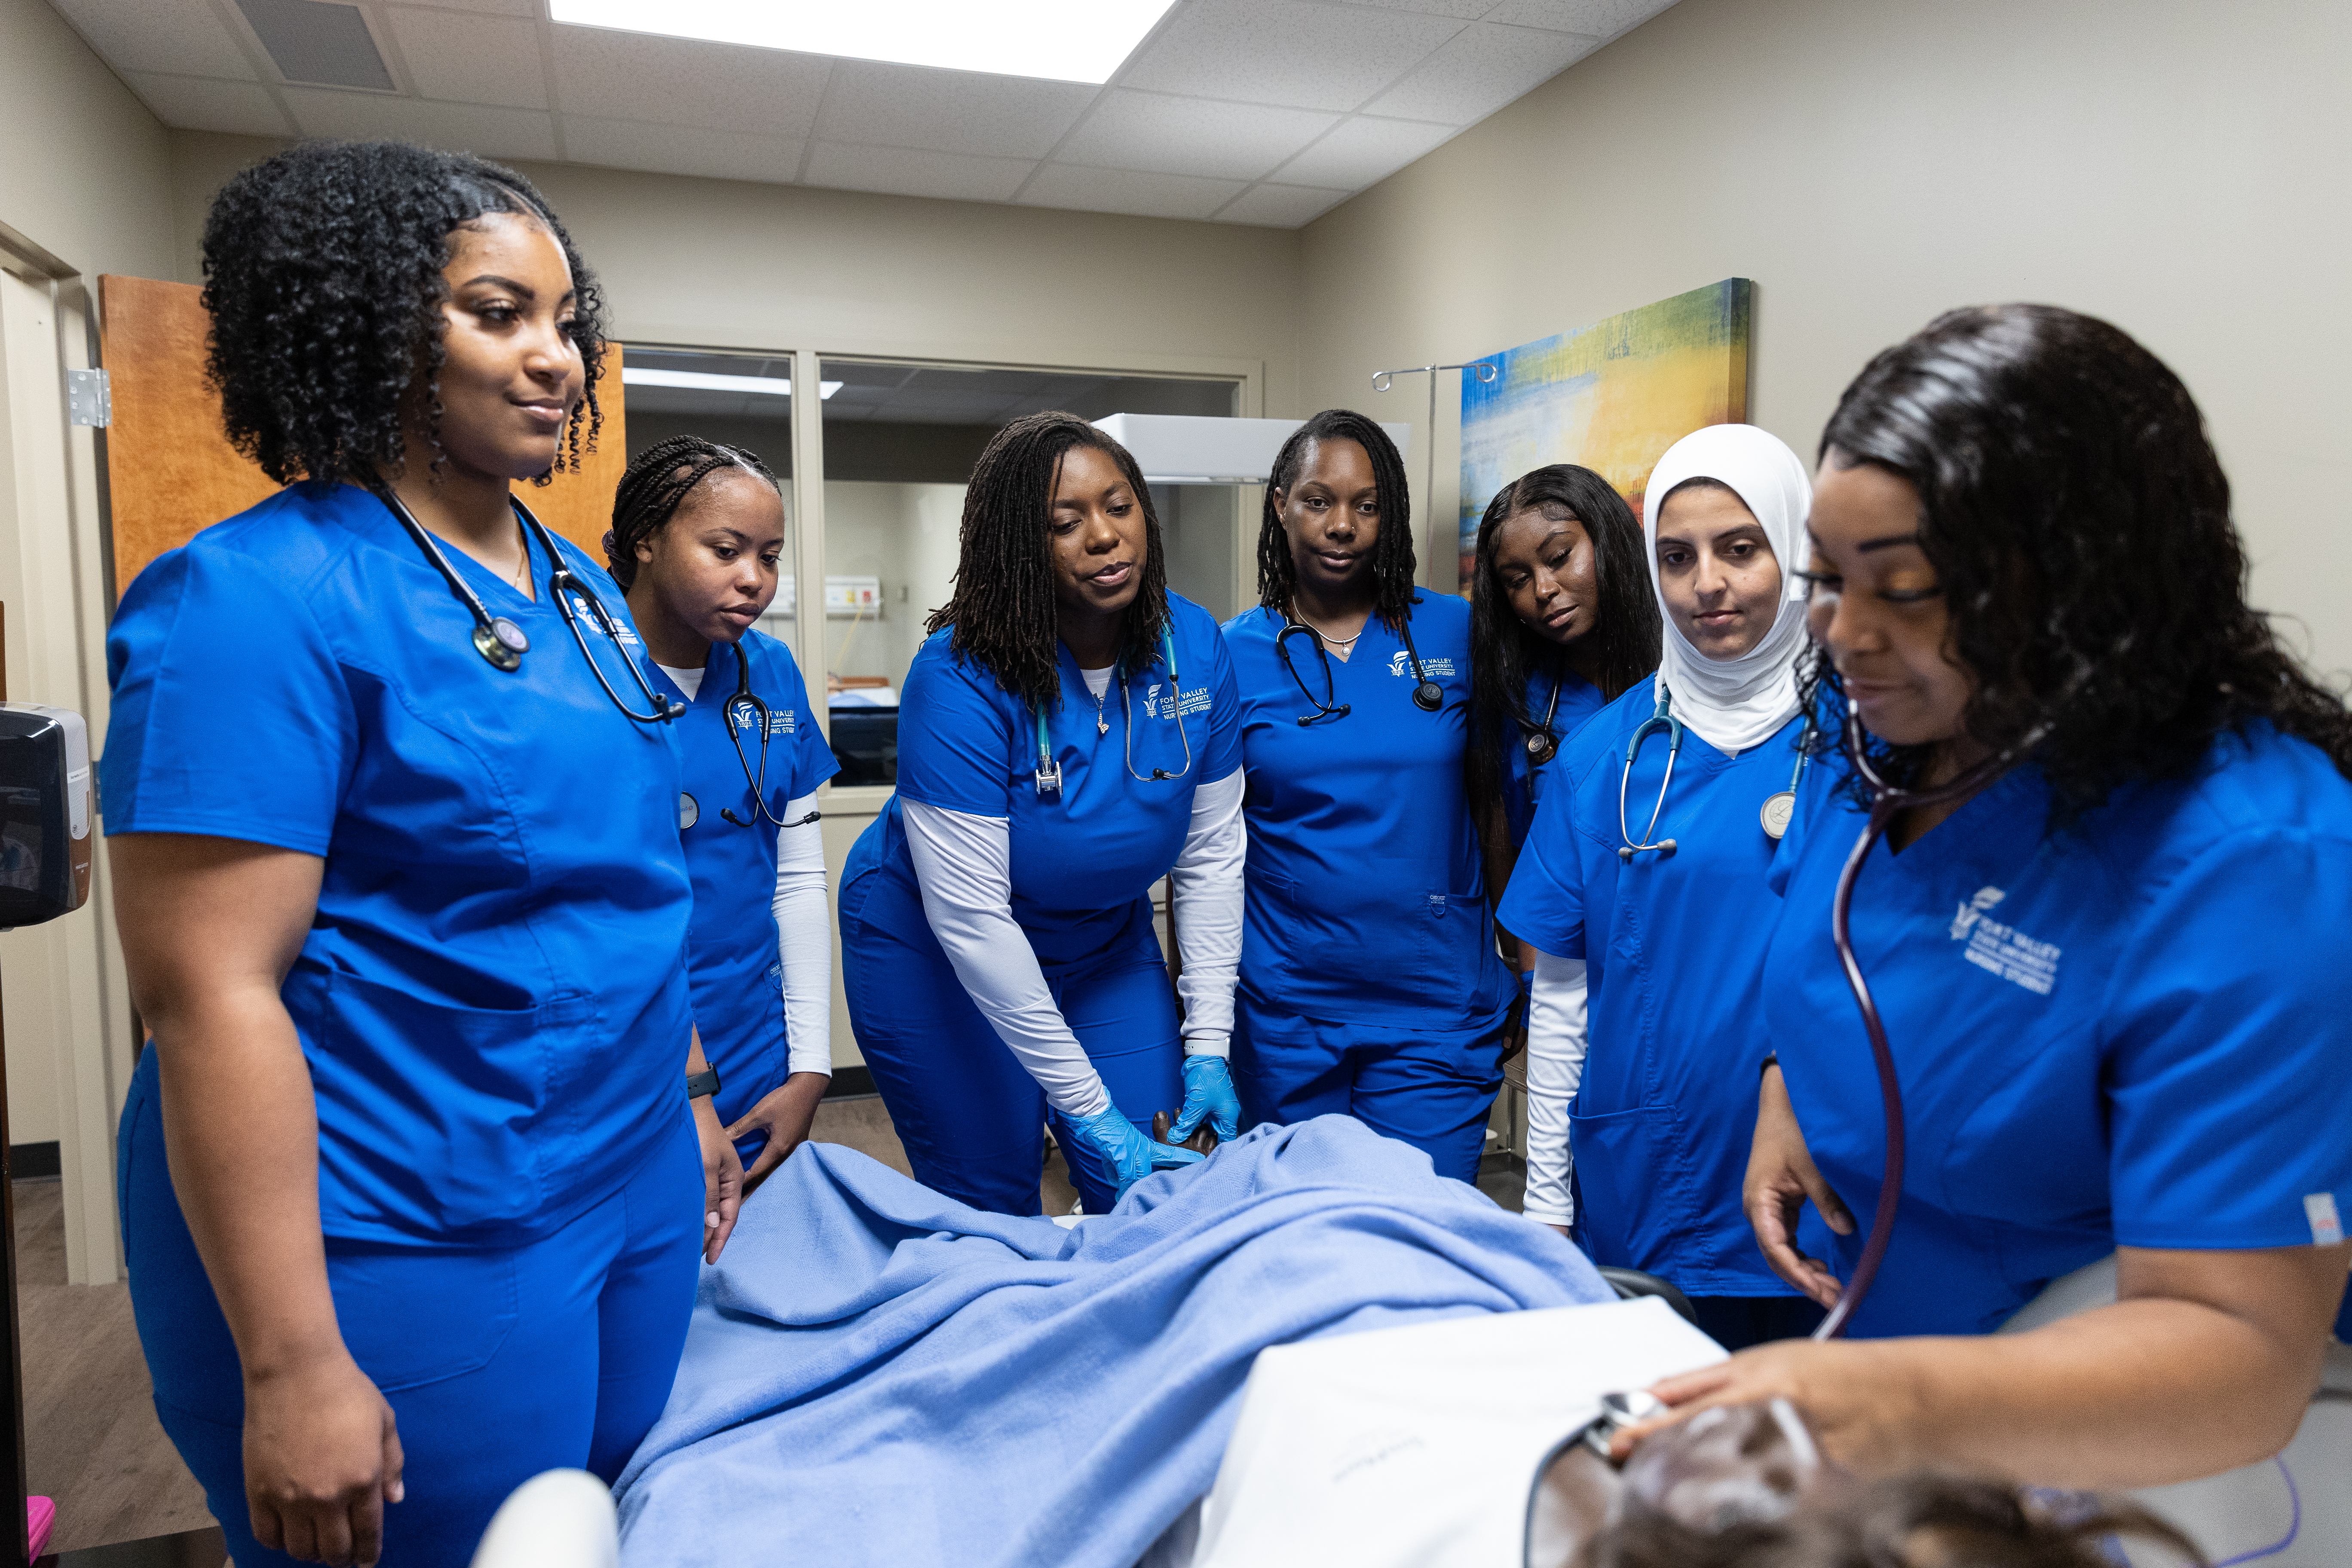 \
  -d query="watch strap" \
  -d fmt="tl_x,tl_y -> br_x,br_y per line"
685,1066 -> 721,1100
